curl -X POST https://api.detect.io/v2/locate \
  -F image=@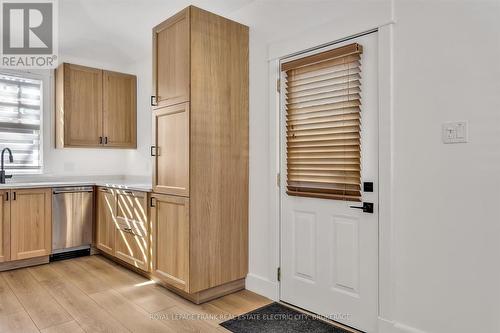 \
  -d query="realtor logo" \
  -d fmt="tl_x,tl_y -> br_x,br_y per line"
0,0 -> 58,68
